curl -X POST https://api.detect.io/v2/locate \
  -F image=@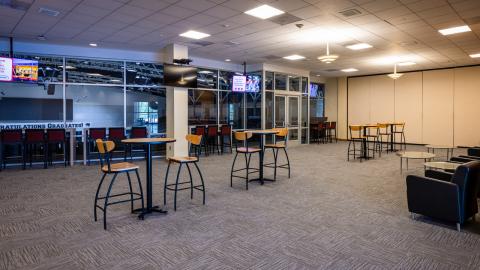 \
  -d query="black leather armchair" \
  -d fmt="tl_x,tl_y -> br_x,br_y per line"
406,161 -> 480,231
